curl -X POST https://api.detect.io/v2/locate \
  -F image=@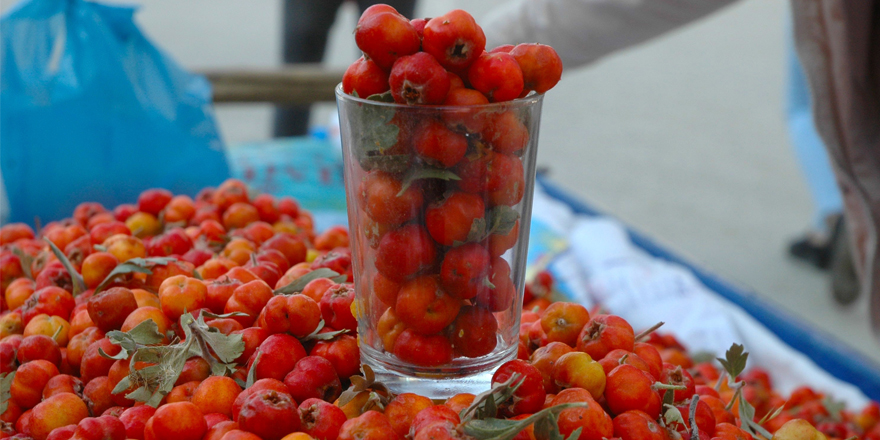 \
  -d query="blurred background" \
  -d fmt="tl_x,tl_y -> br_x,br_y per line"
2,0 -> 877,363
